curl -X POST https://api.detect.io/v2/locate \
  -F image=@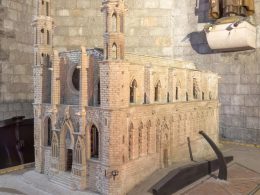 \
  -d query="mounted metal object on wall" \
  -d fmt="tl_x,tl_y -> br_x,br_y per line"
199,131 -> 227,180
